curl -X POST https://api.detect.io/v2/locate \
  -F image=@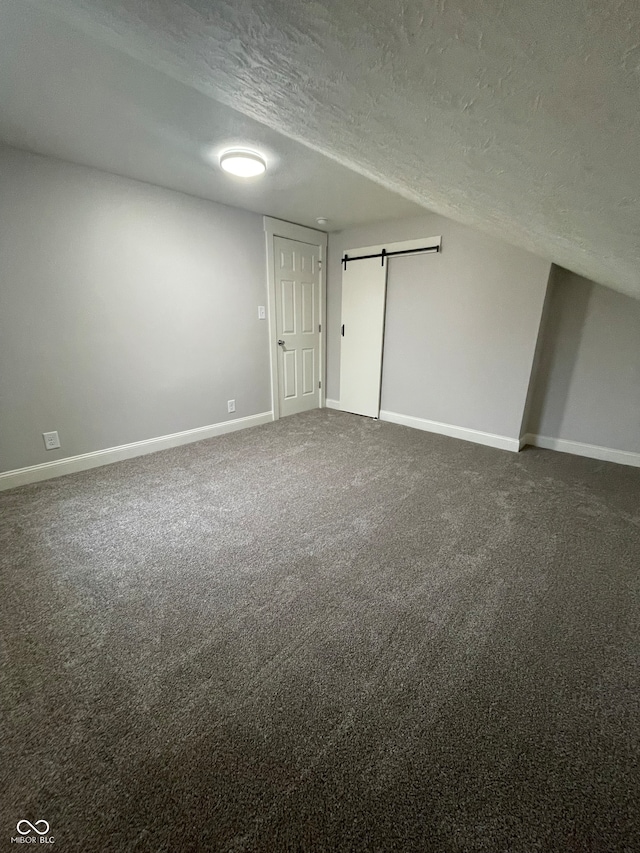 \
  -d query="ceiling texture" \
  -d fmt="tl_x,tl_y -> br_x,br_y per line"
11,0 -> 640,297
0,2 -> 423,232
